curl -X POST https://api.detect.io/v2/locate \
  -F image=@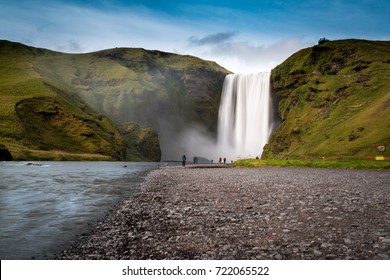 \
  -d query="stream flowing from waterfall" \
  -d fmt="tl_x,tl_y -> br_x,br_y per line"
217,72 -> 274,160
0,161 -> 158,259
